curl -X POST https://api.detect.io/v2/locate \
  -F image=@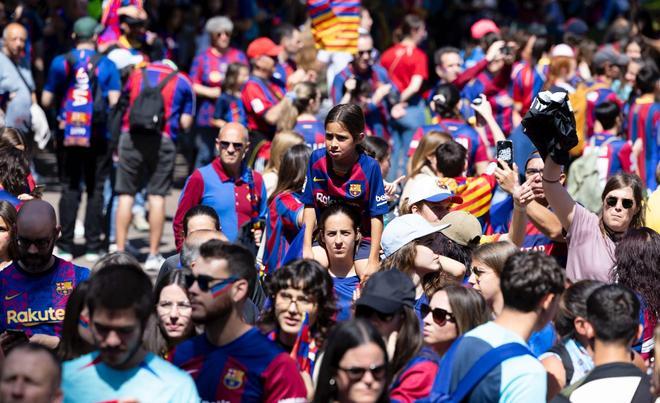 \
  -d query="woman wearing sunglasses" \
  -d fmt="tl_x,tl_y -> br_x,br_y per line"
543,156 -> 645,281
422,284 -> 490,356
259,259 -> 336,398
317,203 -> 362,321
144,269 -> 197,358
355,269 -> 440,401
314,319 -> 390,403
